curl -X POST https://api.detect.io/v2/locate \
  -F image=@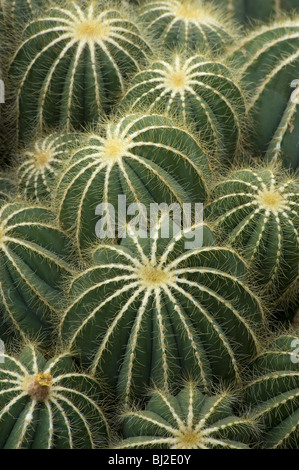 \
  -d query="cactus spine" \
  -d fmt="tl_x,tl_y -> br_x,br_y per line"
0,202 -> 73,343
17,133 -> 79,203
117,382 -> 254,449
56,113 -> 210,253
9,2 -> 152,143
138,0 -> 234,53
122,53 -> 246,160
244,334 -> 299,449
228,21 -> 299,170
60,216 -> 263,404
206,167 -> 299,306
0,344 -> 109,449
